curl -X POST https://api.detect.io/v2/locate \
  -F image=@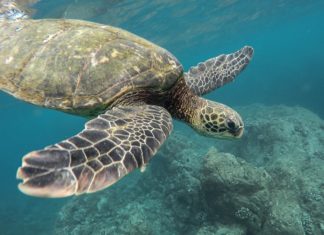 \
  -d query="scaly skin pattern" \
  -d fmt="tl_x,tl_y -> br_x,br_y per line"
166,76 -> 244,139
17,105 -> 173,197
185,46 -> 254,96
16,77 -> 243,197
0,19 -> 182,116
191,99 -> 244,138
